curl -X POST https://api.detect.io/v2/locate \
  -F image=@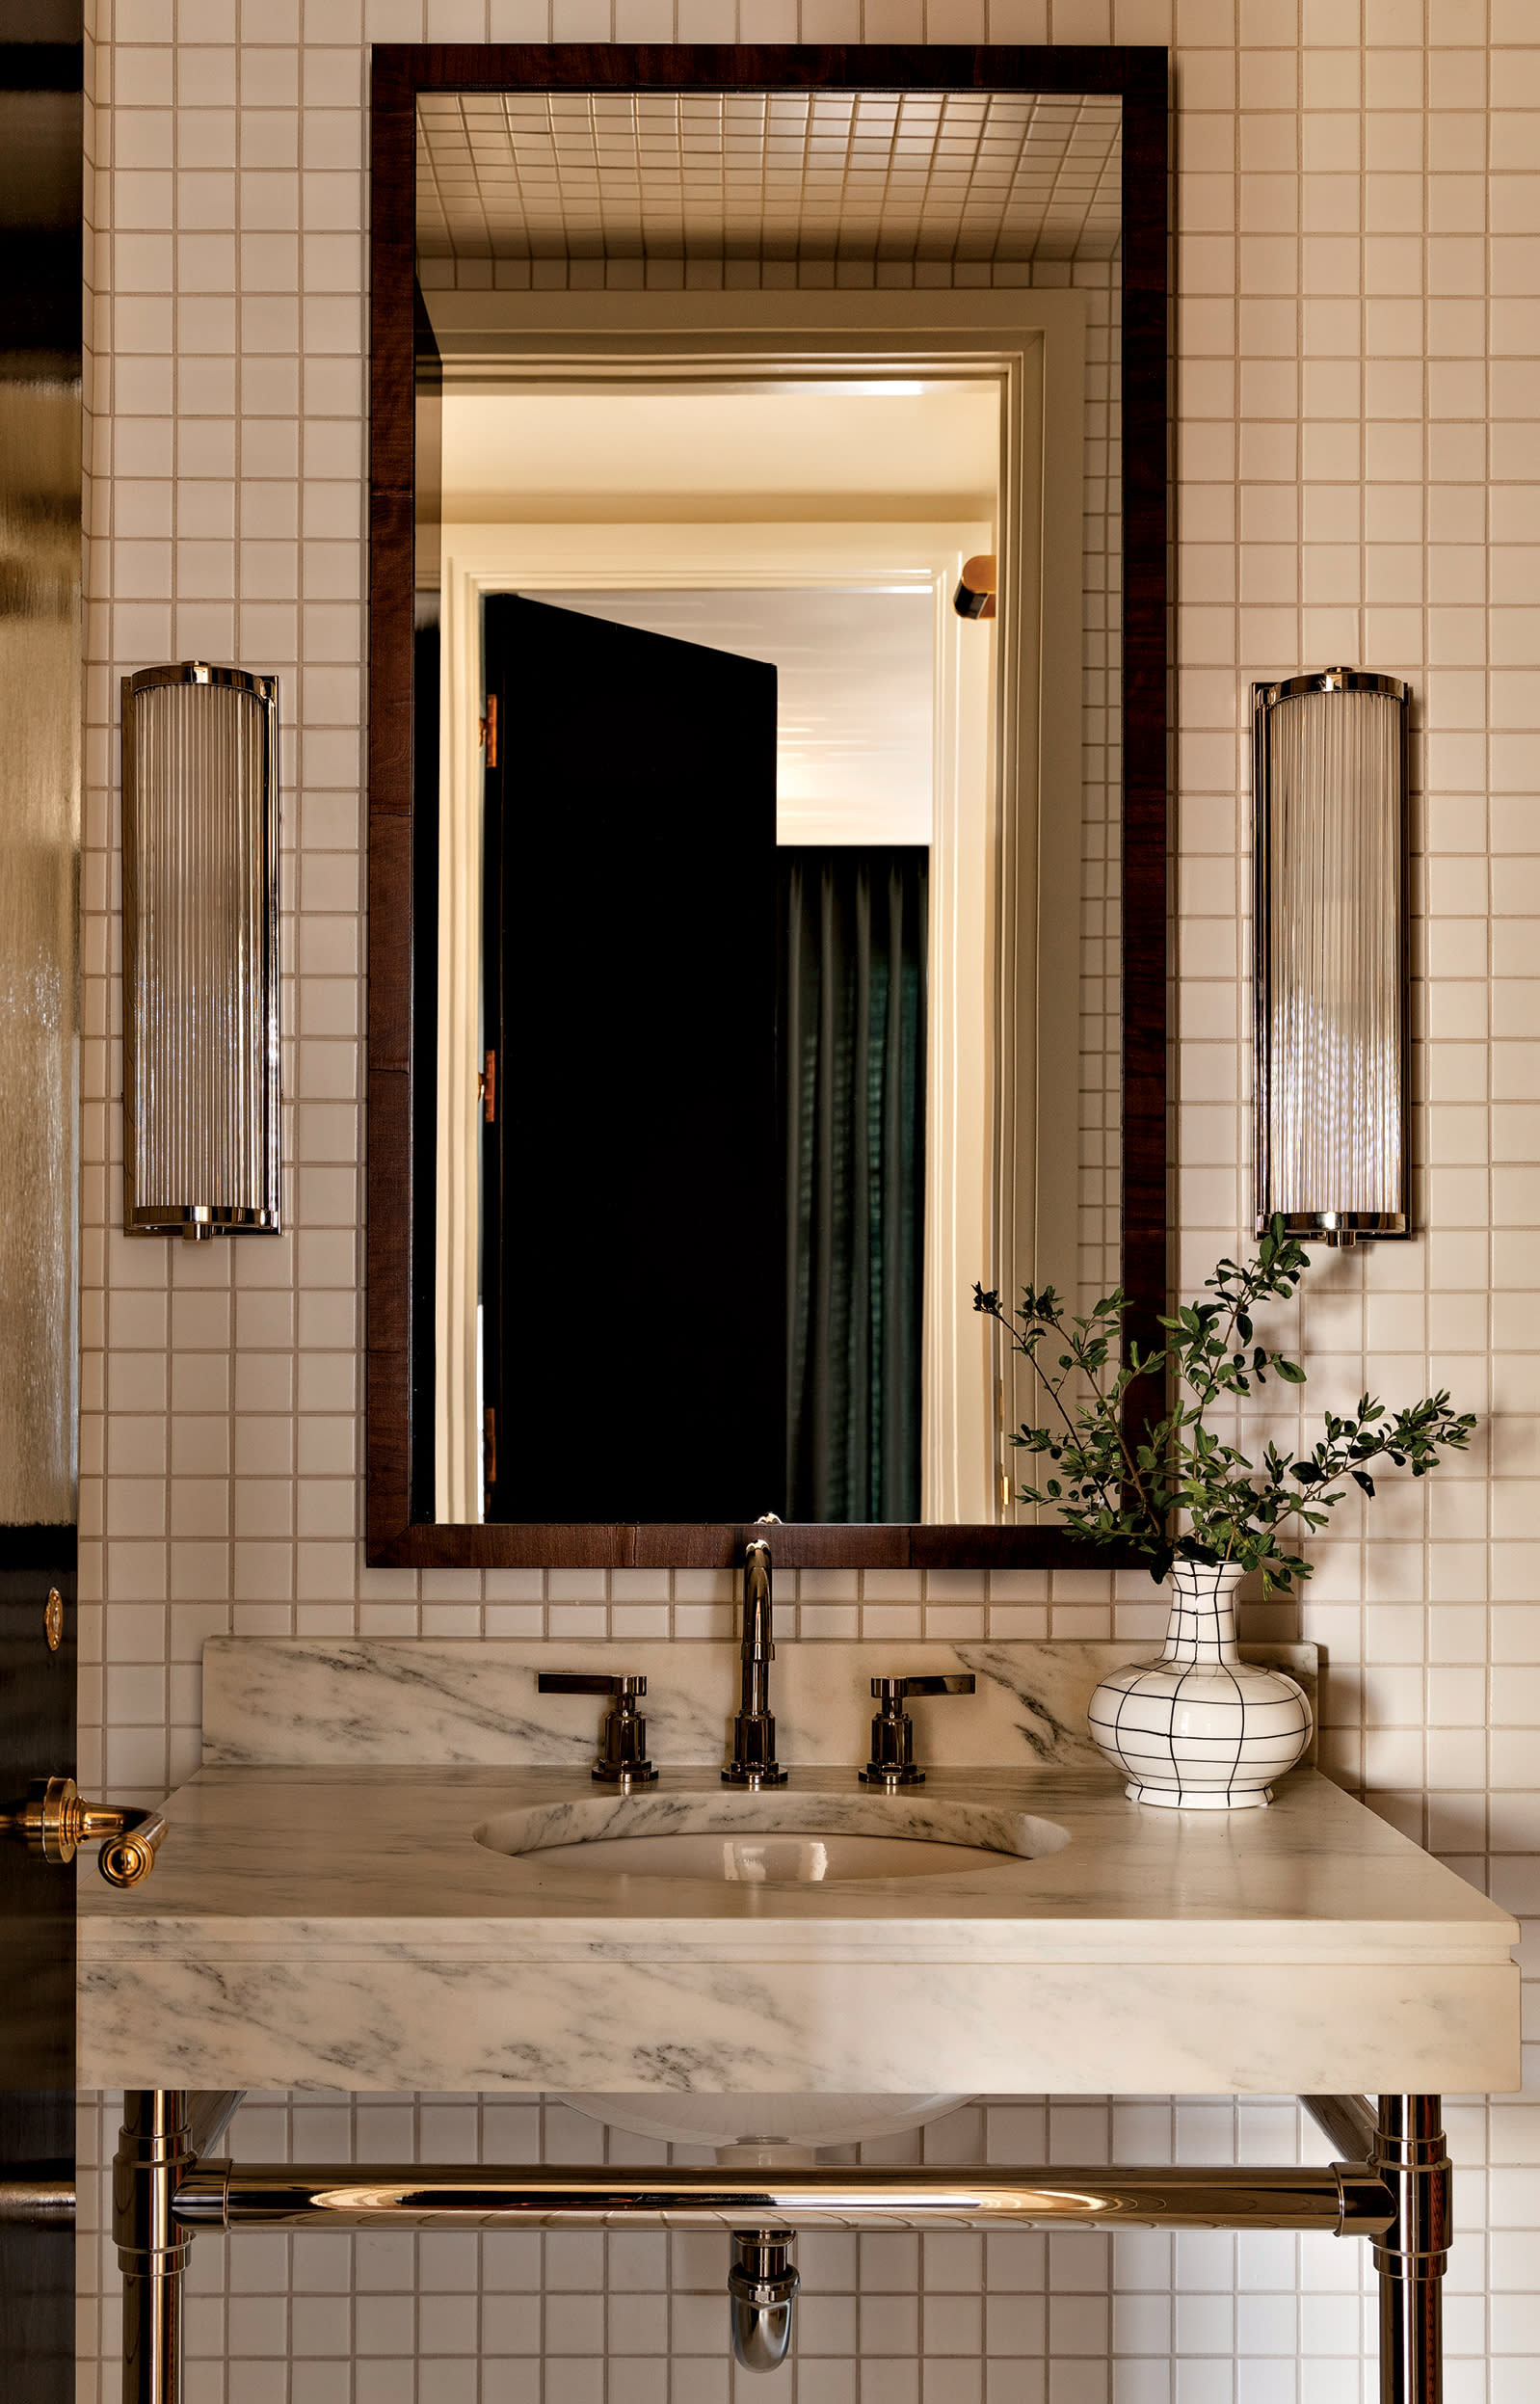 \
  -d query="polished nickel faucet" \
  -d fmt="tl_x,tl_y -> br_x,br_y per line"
723,1536 -> 787,1786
